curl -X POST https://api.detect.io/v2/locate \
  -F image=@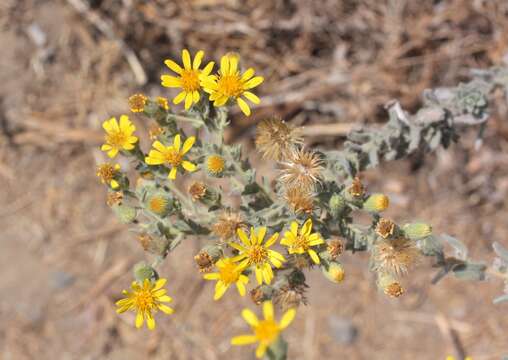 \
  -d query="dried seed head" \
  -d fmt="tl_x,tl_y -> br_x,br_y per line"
255,117 -> 303,161
373,237 -> 421,276
327,239 -> 344,260
279,148 -> 324,191
149,124 -> 163,140
274,285 -> 307,311
128,93 -> 148,113
284,186 -> 314,215
106,191 -> 123,207
188,181 -> 207,201
348,176 -> 365,197
212,210 -> 246,241
384,282 -> 404,298
375,218 -> 396,239
194,251 -> 214,273
138,234 -> 151,251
